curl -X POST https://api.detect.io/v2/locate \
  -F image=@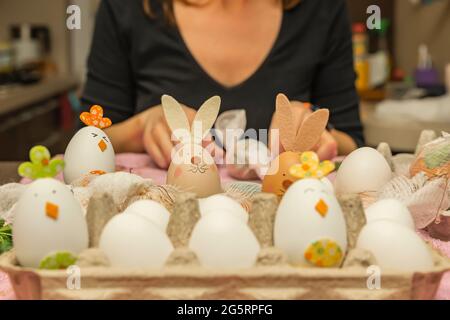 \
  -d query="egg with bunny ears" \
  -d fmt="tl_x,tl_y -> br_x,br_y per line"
274,178 -> 347,267
262,94 -> 331,198
162,95 -> 222,198
13,178 -> 88,268
64,105 -> 115,184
